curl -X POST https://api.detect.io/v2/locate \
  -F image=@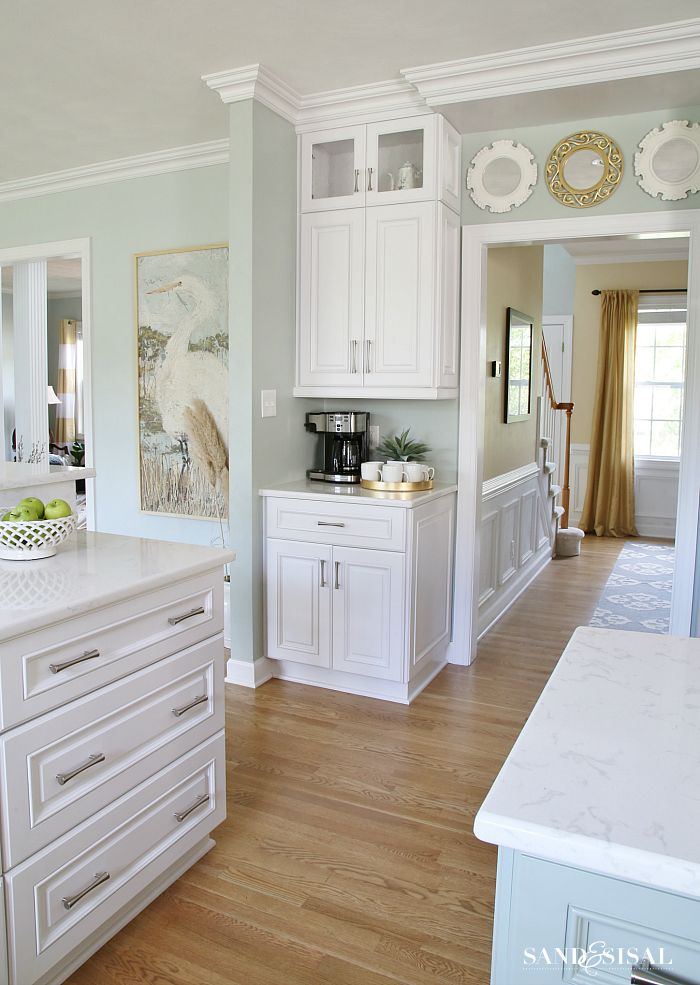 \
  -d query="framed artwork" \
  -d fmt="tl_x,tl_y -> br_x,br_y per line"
135,244 -> 229,519
504,307 -> 534,423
